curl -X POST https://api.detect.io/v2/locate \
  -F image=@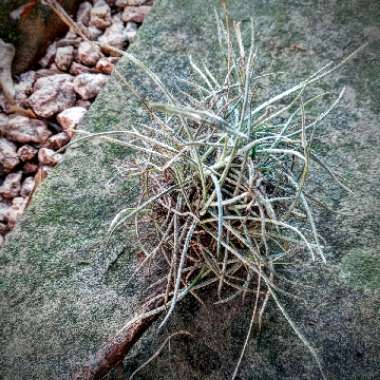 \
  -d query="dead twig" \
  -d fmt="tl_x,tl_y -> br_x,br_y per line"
73,290 -> 165,380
